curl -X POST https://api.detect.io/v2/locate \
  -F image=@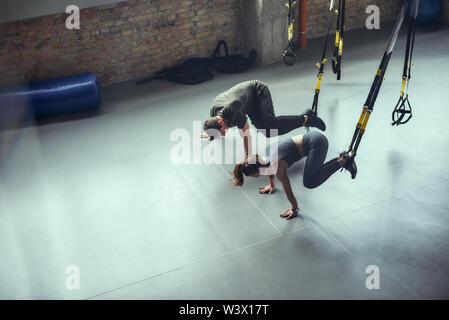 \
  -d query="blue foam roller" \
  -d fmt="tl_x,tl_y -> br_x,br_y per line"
0,73 -> 101,118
